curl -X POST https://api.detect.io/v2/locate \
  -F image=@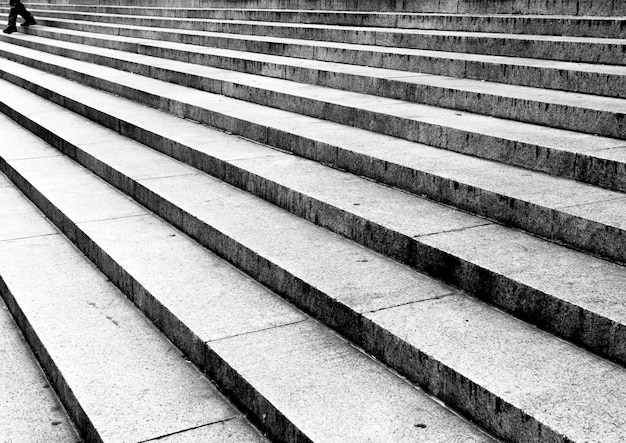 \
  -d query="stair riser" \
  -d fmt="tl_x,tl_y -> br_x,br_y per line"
29,21 -> 626,100
3,90 -> 623,369
34,16 -> 626,66
20,5 -> 626,38
0,113 -> 562,443
8,33 -> 626,144
2,54 -> 624,264
0,176 -> 102,443
29,0 -> 626,16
